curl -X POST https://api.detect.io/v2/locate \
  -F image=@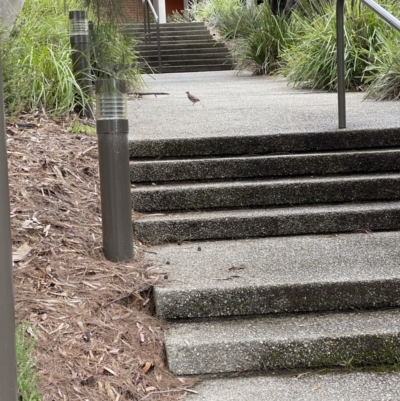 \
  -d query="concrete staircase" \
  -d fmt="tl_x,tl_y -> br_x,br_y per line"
128,71 -> 400,398
123,22 -> 233,73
